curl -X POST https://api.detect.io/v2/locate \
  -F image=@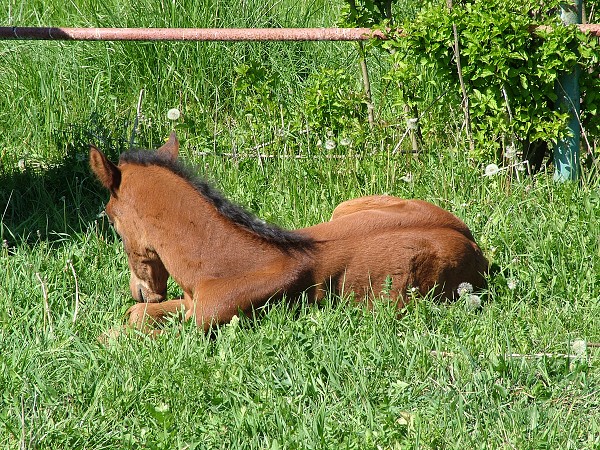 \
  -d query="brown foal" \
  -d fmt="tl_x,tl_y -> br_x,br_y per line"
90,133 -> 489,333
